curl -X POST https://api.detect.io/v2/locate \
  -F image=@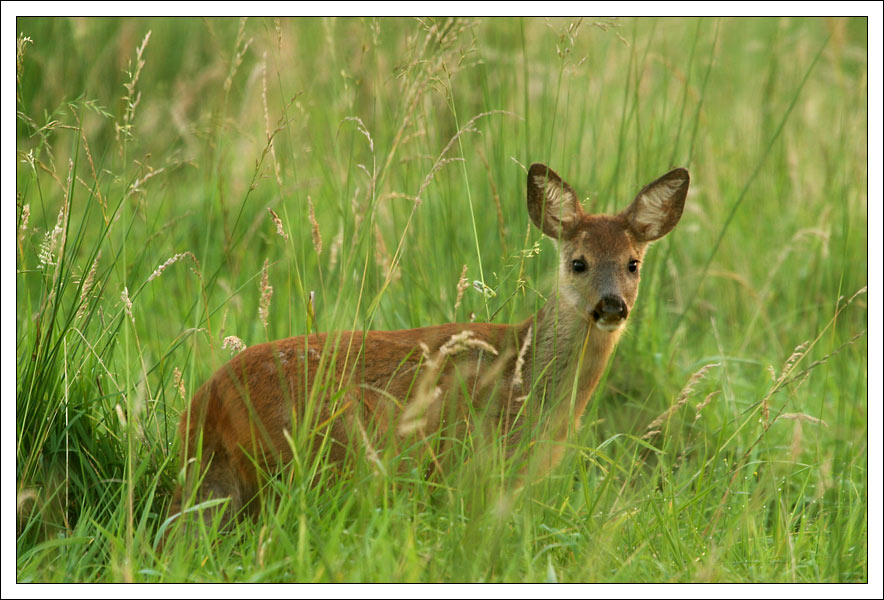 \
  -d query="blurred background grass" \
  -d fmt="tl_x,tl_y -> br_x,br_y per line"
15,17 -> 867,582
